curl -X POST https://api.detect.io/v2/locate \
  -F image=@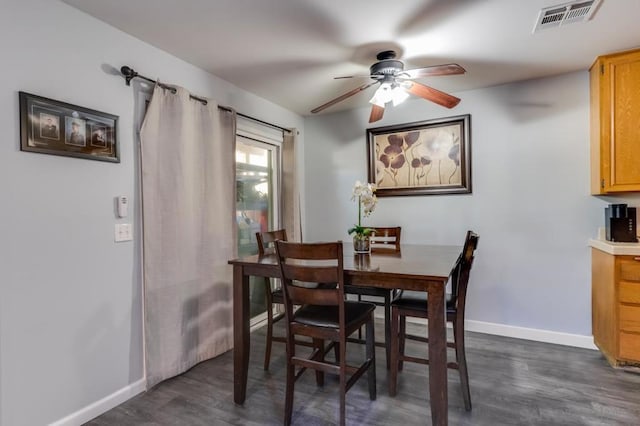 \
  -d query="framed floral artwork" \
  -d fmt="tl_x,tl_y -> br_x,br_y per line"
367,114 -> 471,197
